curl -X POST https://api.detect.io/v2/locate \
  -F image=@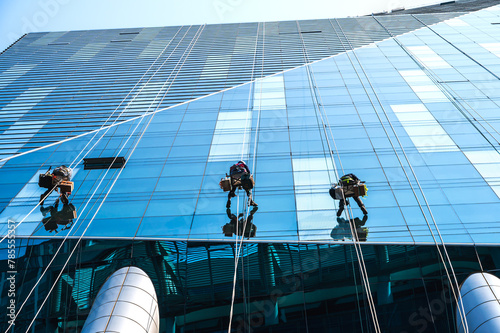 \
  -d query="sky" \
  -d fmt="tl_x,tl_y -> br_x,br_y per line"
0,0 -> 442,53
